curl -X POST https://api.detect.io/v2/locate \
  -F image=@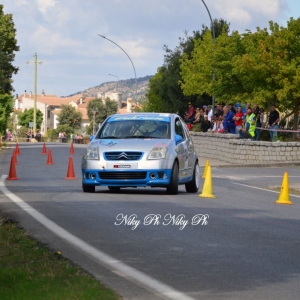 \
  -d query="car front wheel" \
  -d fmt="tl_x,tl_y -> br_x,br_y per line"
108,186 -> 121,191
82,182 -> 95,193
166,161 -> 179,195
